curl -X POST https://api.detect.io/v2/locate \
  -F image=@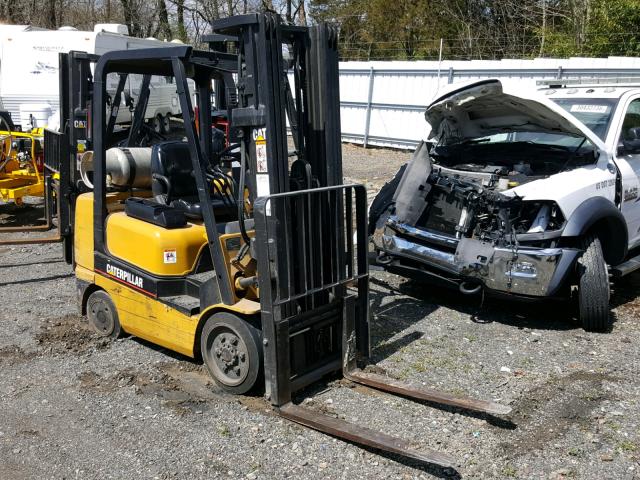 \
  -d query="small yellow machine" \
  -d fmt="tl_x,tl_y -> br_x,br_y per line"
0,127 -> 66,247
0,129 -> 46,205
